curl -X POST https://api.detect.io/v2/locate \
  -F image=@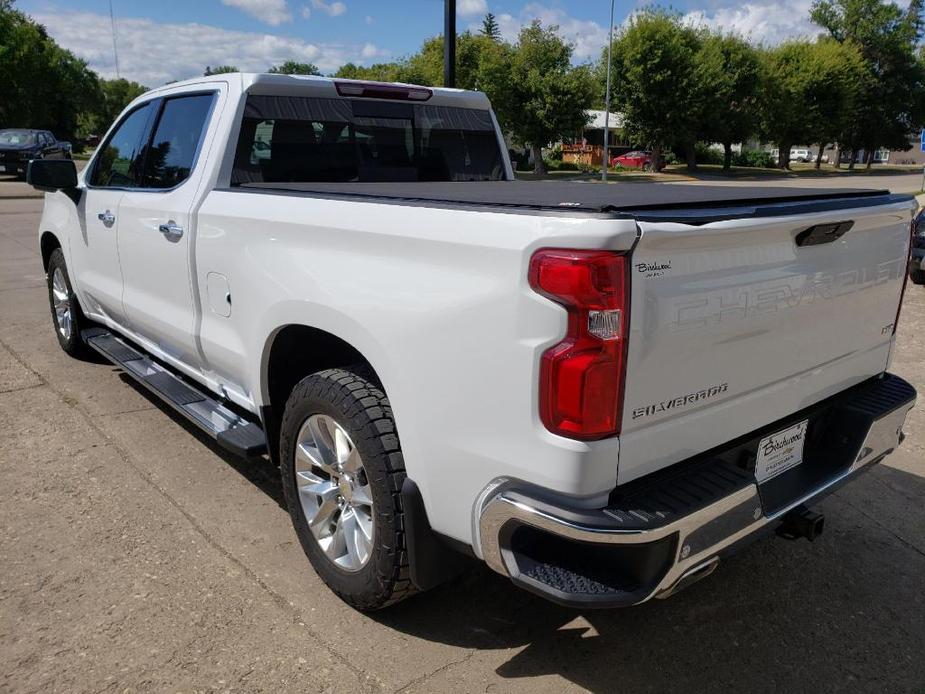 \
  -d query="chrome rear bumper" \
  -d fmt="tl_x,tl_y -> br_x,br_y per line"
476,374 -> 915,608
